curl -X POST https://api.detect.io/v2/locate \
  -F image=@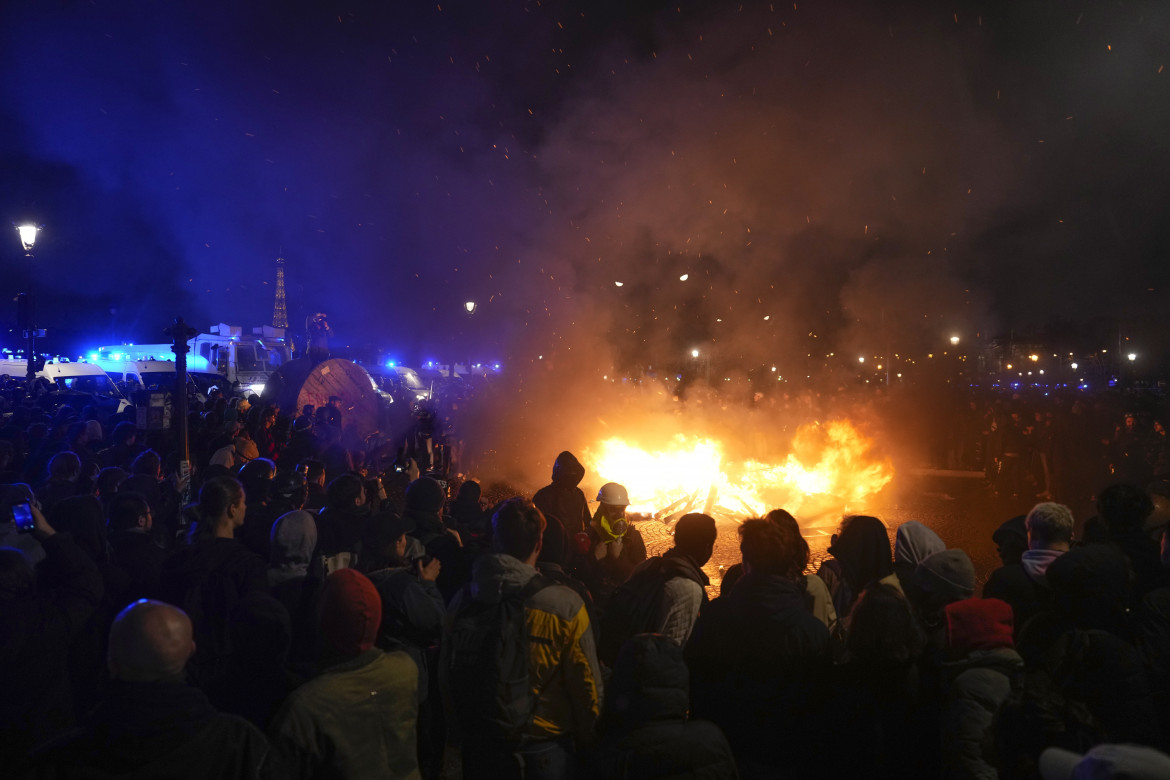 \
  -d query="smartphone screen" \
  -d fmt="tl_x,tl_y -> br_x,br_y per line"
12,502 -> 34,532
